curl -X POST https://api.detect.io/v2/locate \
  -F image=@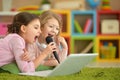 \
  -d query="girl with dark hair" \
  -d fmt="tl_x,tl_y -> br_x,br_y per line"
0,12 -> 56,73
